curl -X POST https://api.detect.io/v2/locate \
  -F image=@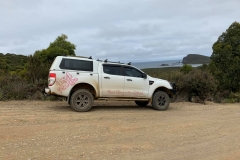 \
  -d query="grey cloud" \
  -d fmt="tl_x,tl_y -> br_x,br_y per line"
96,23 -> 161,40
0,0 -> 240,61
